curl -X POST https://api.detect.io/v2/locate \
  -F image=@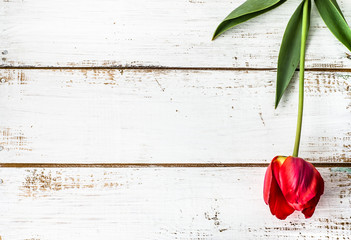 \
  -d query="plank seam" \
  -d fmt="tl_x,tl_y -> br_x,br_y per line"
1,66 -> 351,72
0,163 -> 350,168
